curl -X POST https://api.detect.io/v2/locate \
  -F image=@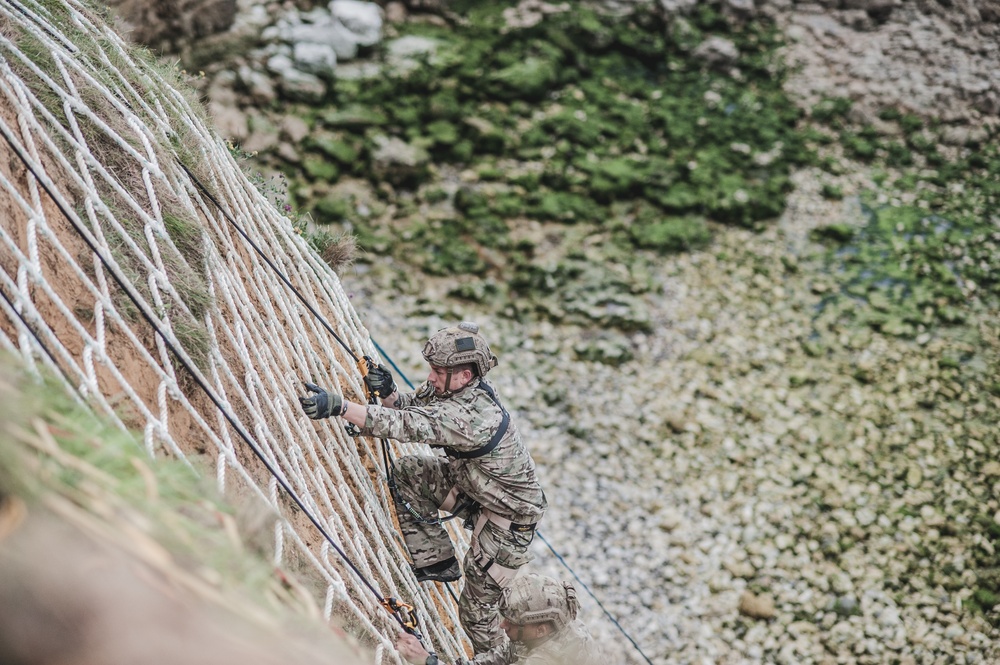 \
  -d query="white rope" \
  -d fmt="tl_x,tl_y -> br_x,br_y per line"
0,0 -> 467,659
